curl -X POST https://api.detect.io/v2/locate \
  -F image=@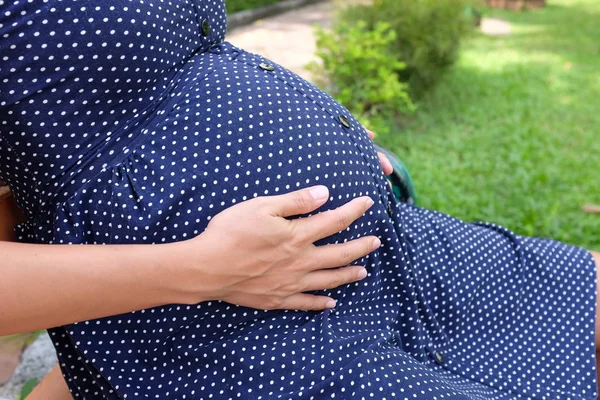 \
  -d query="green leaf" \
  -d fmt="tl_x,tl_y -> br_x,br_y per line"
19,378 -> 39,400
